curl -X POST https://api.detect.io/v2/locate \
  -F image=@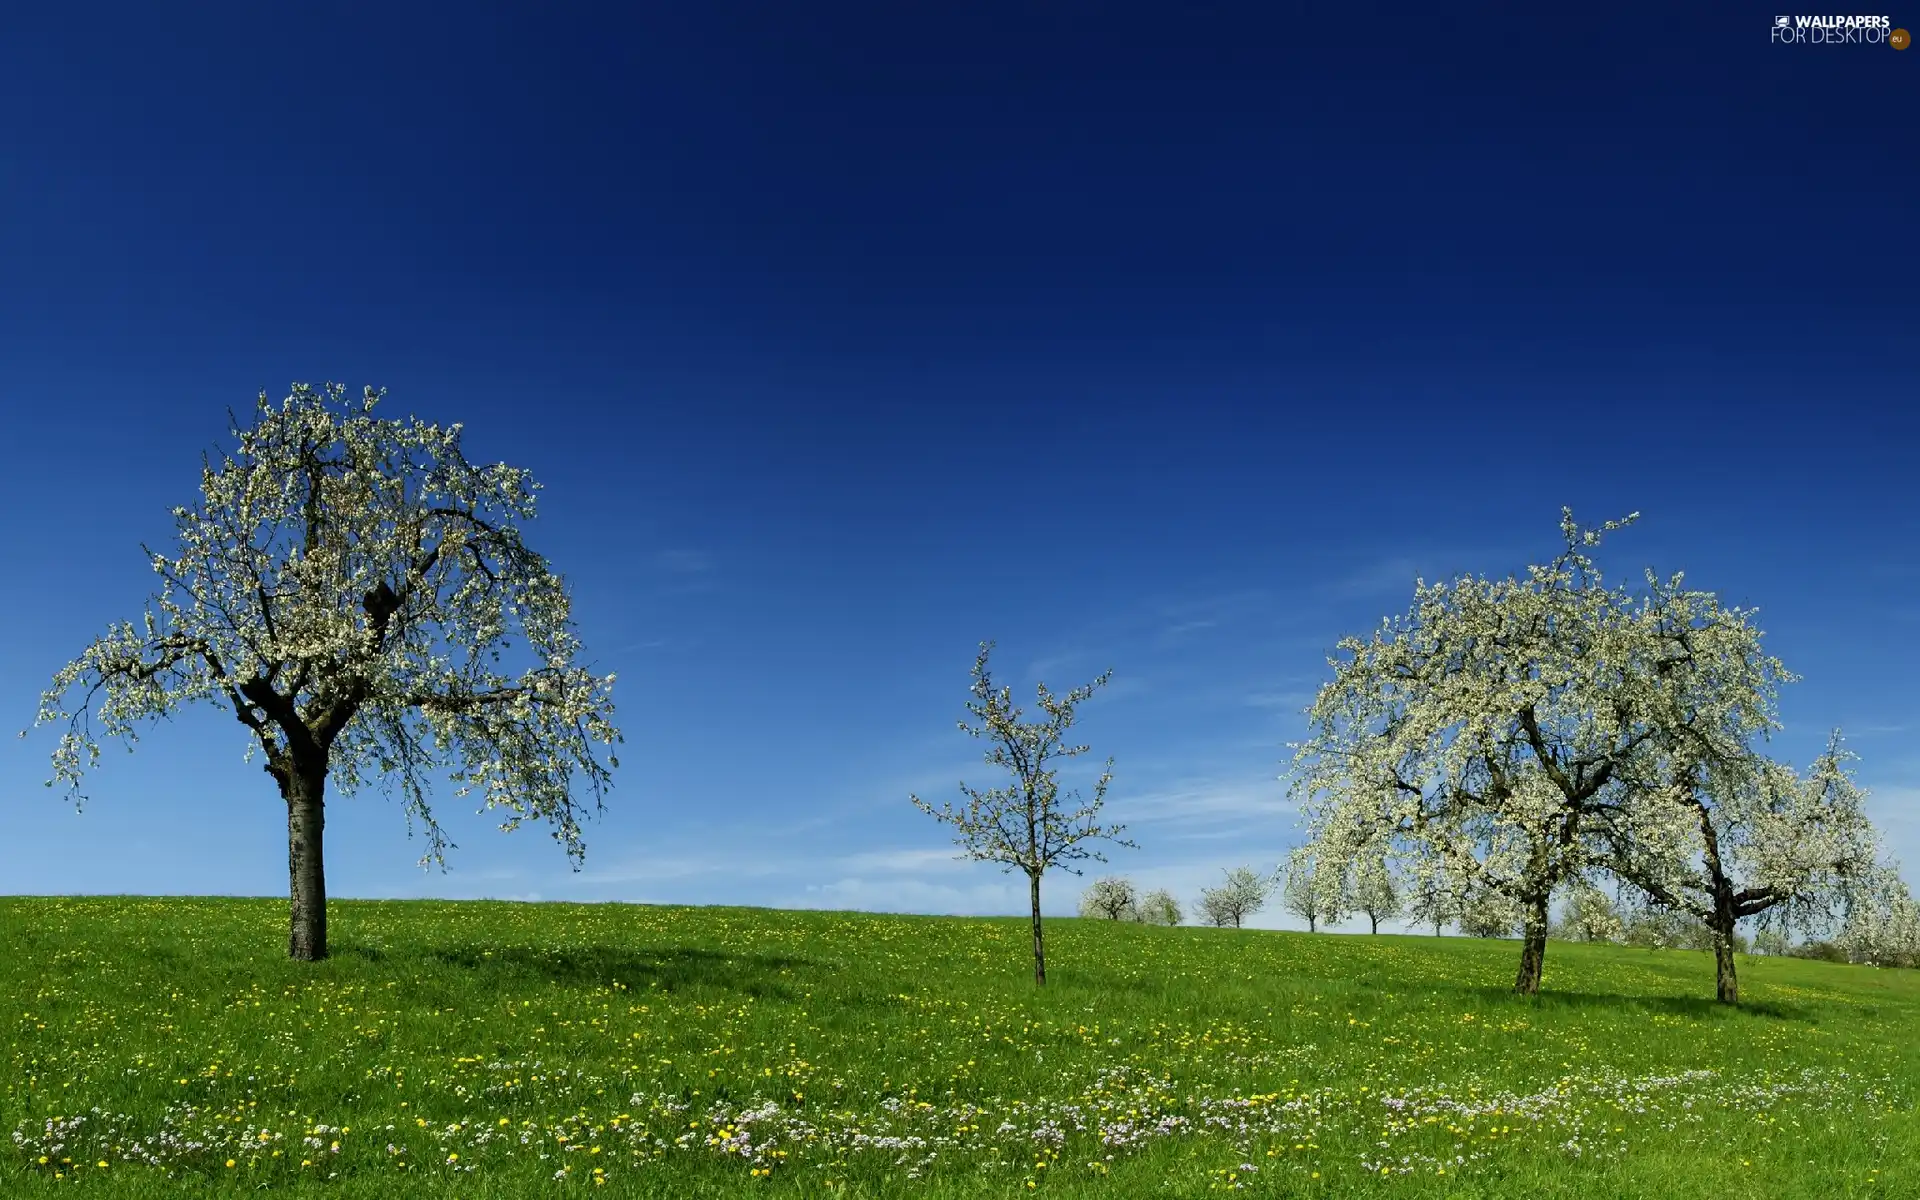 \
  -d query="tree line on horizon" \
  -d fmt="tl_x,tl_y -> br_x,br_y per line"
1072,857 -> 1920,972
